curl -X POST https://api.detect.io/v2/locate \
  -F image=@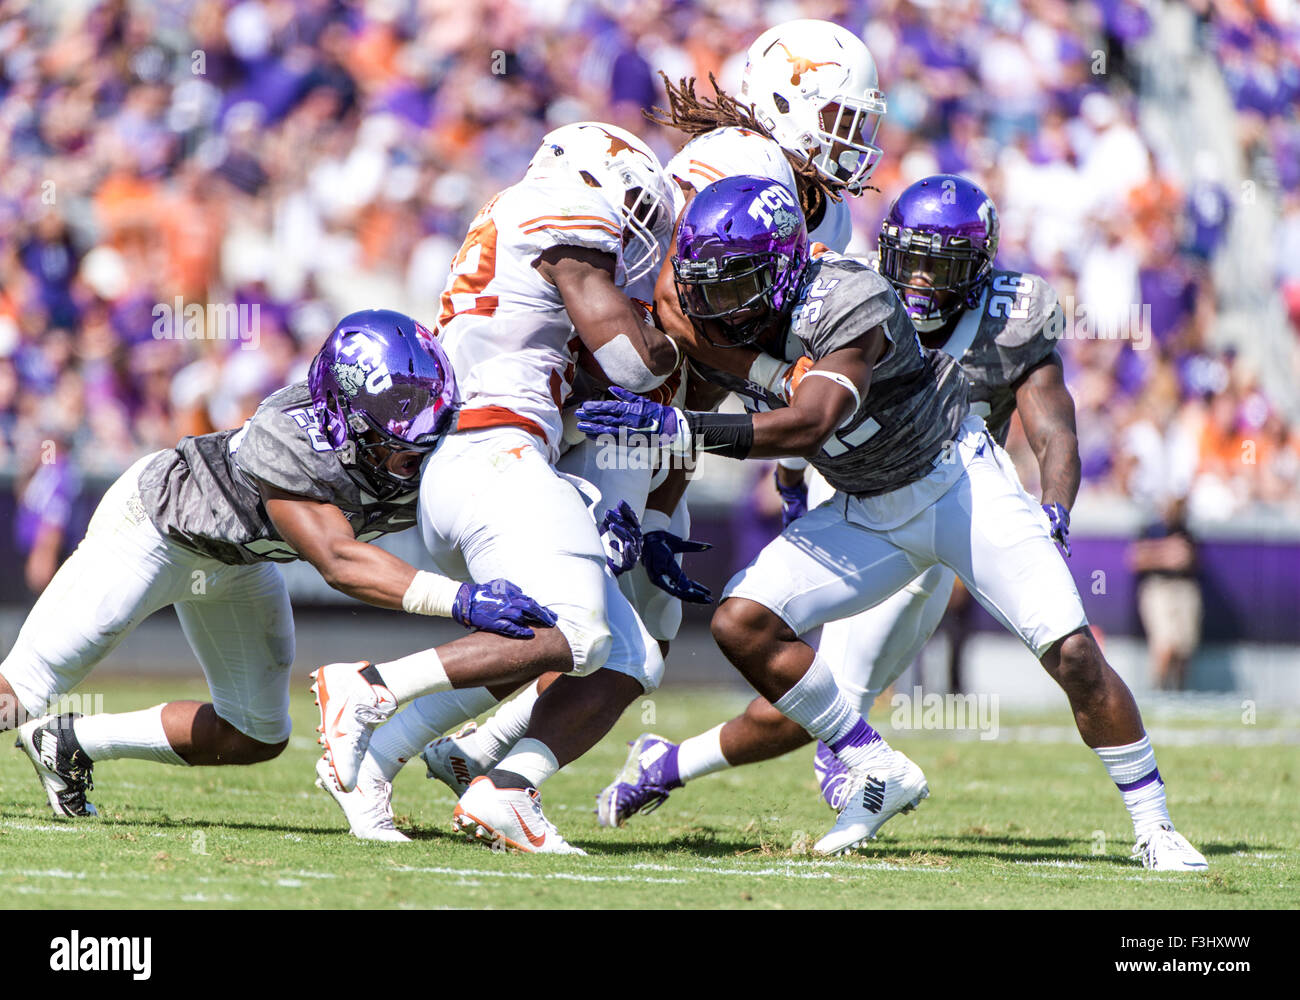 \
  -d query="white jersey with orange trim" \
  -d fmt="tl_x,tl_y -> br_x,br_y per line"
434,175 -> 628,459
667,127 -> 798,218
667,126 -> 852,253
